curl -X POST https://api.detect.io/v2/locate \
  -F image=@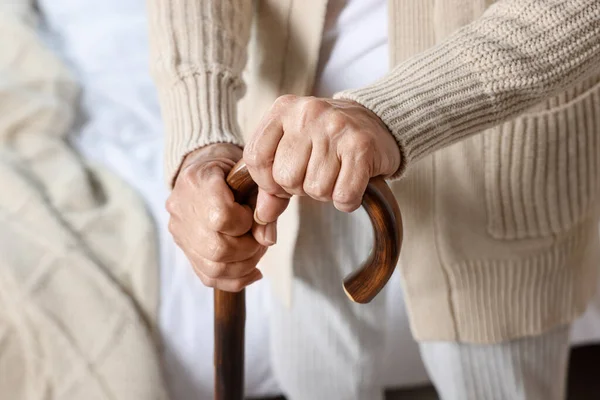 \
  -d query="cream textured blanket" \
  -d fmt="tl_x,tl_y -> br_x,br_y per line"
0,2 -> 167,399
